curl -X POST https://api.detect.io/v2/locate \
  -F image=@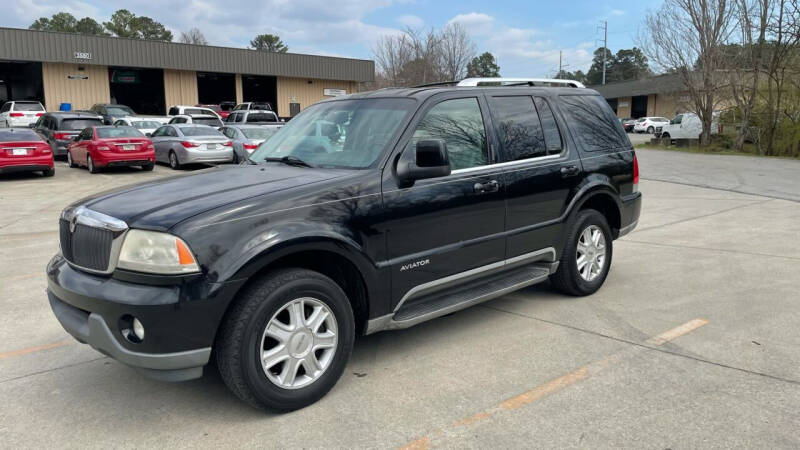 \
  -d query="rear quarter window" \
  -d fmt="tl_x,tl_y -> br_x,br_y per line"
559,95 -> 628,151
